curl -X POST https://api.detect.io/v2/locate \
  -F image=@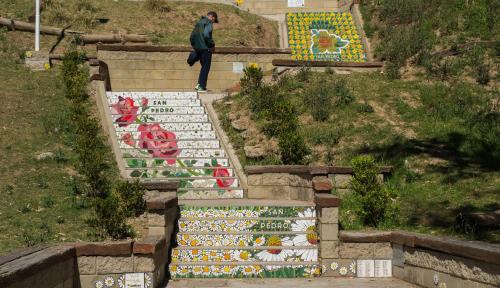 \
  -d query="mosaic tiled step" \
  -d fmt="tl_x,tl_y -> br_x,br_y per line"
169,263 -> 321,279
171,247 -> 318,264
115,123 -> 212,132
113,114 -> 208,123
121,148 -> 226,158
110,106 -> 206,115
119,139 -> 220,149
107,91 -> 198,101
107,97 -> 201,107
177,188 -> 244,200
125,167 -> 236,178
132,176 -> 239,187
123,159 -> 229,169
175,232 -> 318,247
177,219 -> 315,233
181,206 -> 316,219
121,157 -> 229,166
117,130 -> 216,140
